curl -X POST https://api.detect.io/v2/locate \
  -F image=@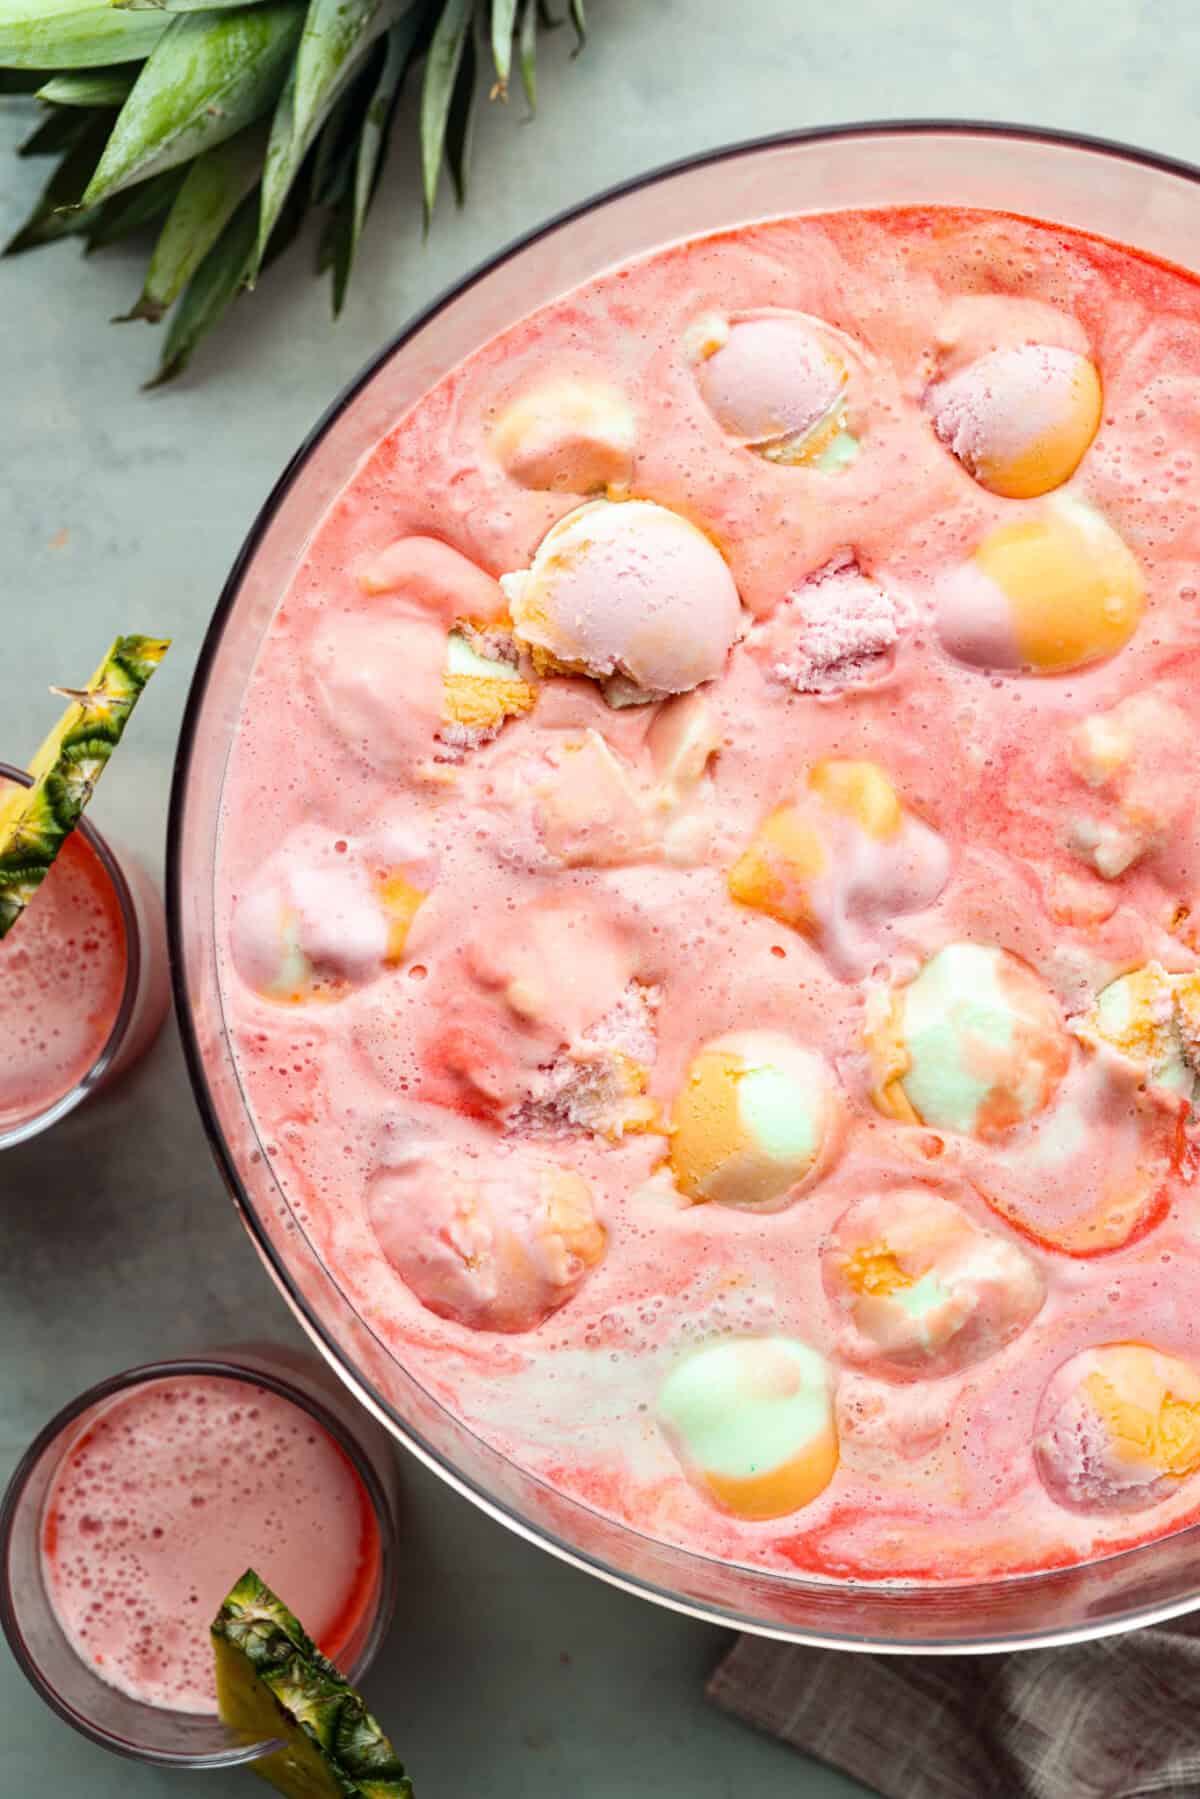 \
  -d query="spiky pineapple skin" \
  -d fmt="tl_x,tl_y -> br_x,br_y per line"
212,1569 -> 413,1799
0,633 -> 168,938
